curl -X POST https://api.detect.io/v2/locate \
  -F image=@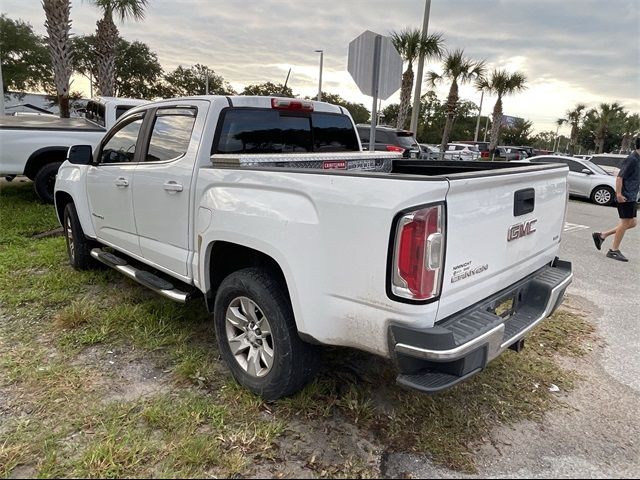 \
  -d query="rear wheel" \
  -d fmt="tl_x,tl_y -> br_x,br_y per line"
591,186 -> 615,206
34,162 -> 62,204
63,203 -> 99,270
213,267 -> 319,400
